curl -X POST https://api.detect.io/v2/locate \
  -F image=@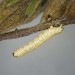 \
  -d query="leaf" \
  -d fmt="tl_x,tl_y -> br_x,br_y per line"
0,0 -> 48,35
61,0 -> 75,25
0,0 -> 20,23
41,0 -> 68,23
6,0 -> 19,5
0,0 -> 31,34
41,0 -> 75,25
